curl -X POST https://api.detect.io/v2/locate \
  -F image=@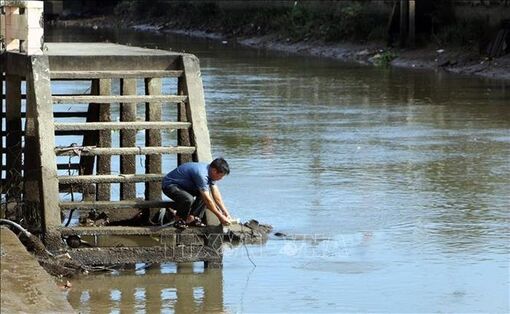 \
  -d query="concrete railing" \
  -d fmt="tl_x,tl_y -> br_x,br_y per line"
0,0 -> 44,55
